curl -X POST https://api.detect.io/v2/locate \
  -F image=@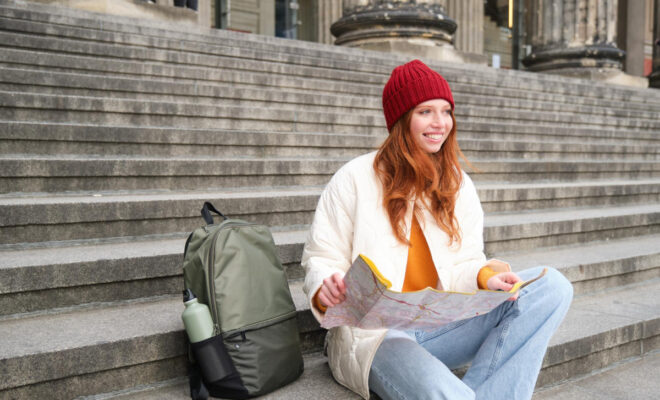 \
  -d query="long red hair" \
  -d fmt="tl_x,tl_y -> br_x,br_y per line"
373,110 -> 467,245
